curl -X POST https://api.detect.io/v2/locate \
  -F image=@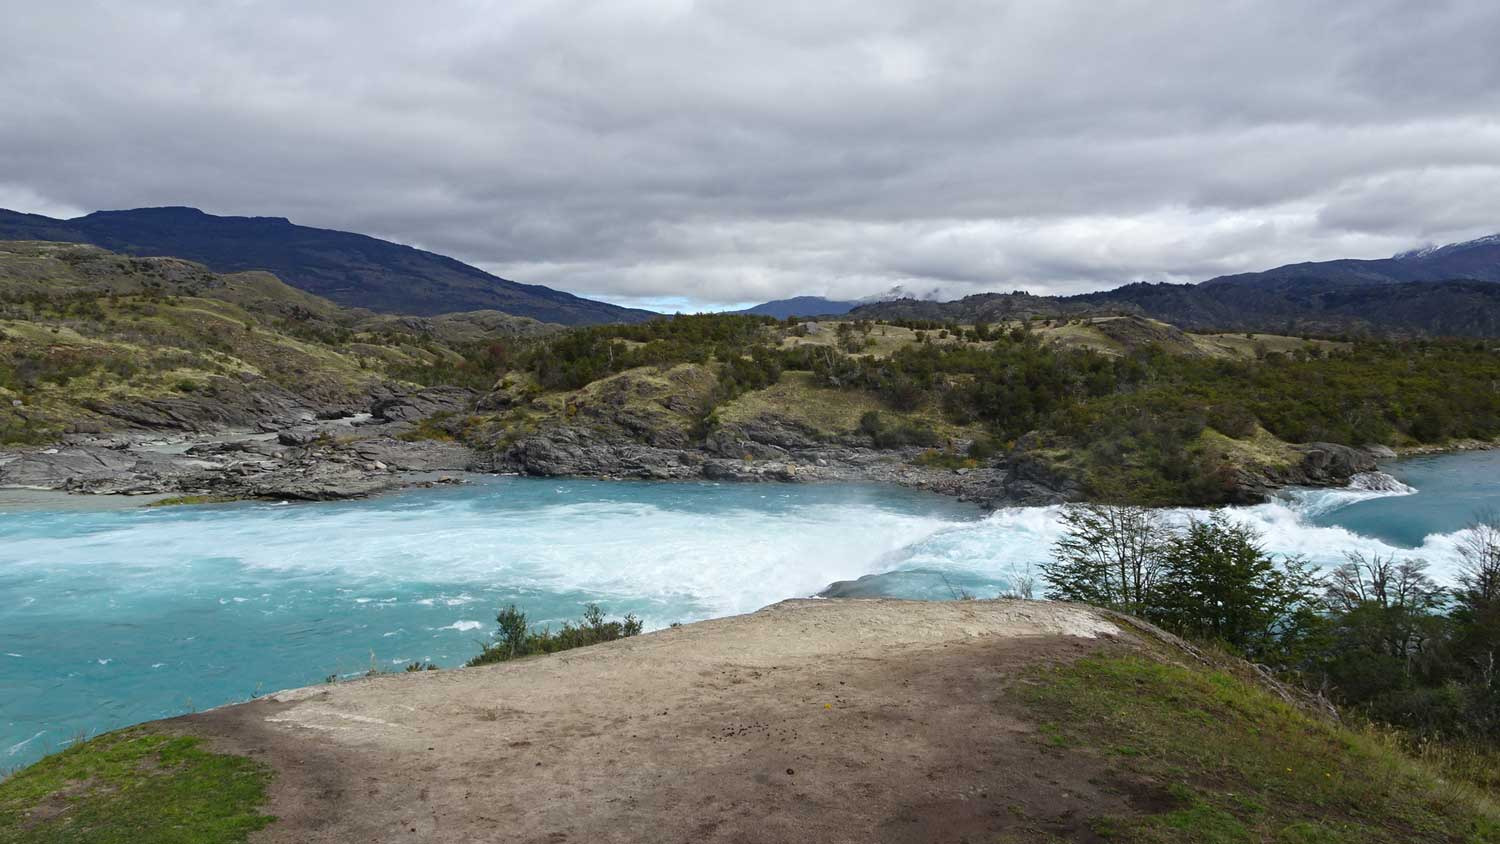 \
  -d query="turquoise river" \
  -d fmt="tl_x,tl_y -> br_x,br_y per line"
2,449 -> 1497,770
